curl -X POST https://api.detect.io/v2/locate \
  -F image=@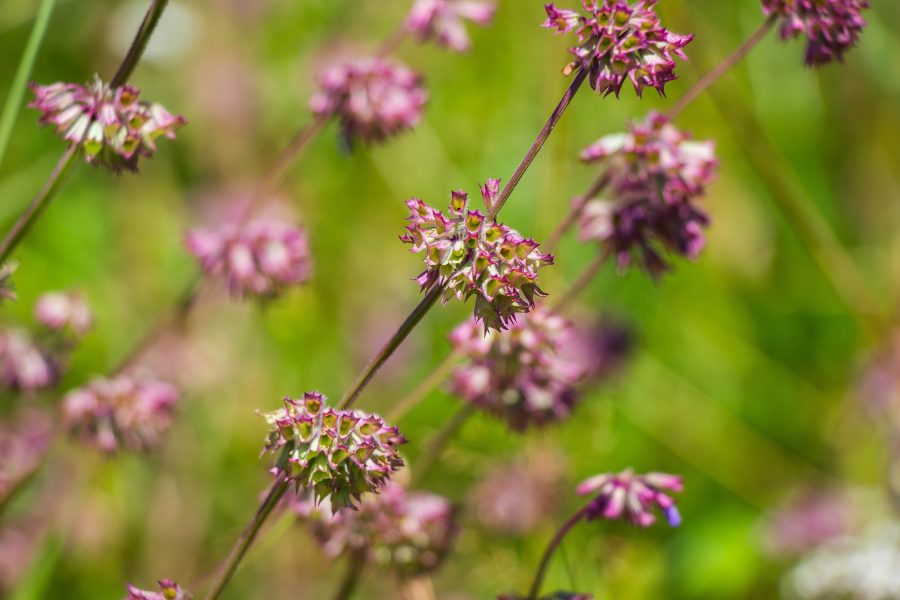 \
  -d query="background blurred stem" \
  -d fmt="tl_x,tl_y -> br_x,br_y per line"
331,550 -> 366,600
544,173 -> 609,252
525,506 -> 590,600
388,351 -> 462,422
552,250 -> 610,311
411,404 -> 475,487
